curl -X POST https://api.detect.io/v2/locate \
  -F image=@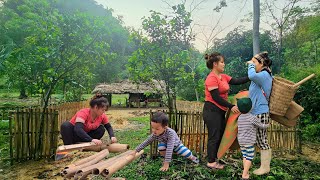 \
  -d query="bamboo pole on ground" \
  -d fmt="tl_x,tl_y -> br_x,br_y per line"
62,149 -> 109,178
101,150 -> 144,178
75,150 -> 133,180
106,143 -> 130,153
64,151 -> 103,170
